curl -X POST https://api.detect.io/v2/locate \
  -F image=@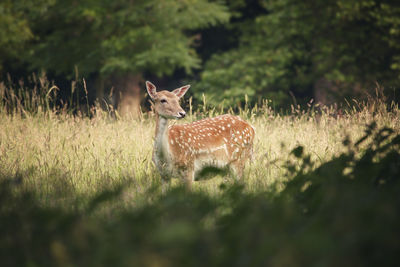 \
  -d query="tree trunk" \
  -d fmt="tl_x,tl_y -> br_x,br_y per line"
111,73 -> 143,119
